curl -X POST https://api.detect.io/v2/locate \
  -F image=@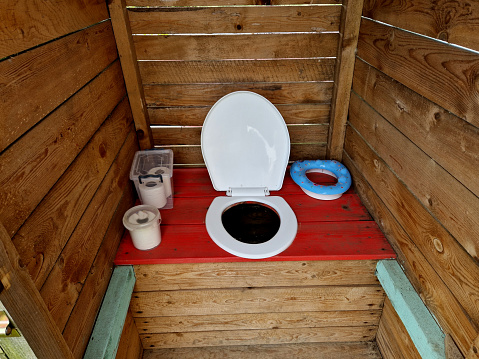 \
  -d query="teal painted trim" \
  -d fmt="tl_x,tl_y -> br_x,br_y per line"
84,266 -> 135,359
376,260 -> 445,359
